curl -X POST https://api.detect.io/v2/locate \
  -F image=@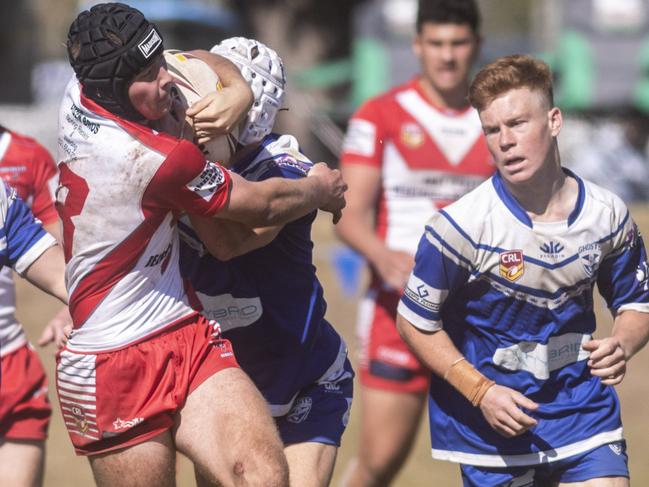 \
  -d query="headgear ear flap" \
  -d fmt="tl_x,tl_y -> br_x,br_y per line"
211,37 -> 286,146
68,2 -> 164,121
